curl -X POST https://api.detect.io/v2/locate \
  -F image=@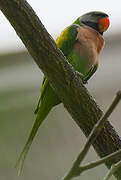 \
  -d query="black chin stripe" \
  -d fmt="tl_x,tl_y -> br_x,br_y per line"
100,32 -> 103,35
82,21 -> 98,32
82,21 -> 103,35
